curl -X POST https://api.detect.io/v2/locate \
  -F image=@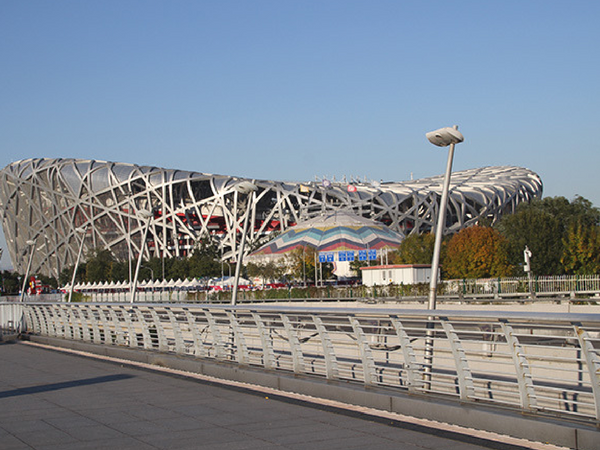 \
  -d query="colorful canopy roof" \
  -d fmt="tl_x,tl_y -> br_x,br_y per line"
251,211 -> 404,256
